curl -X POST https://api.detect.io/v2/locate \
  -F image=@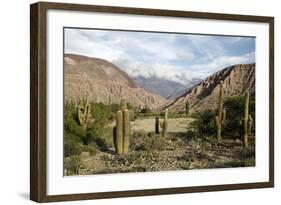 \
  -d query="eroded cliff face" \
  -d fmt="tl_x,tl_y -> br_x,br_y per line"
165,64 -> 255,113
64,54 -> 167,109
